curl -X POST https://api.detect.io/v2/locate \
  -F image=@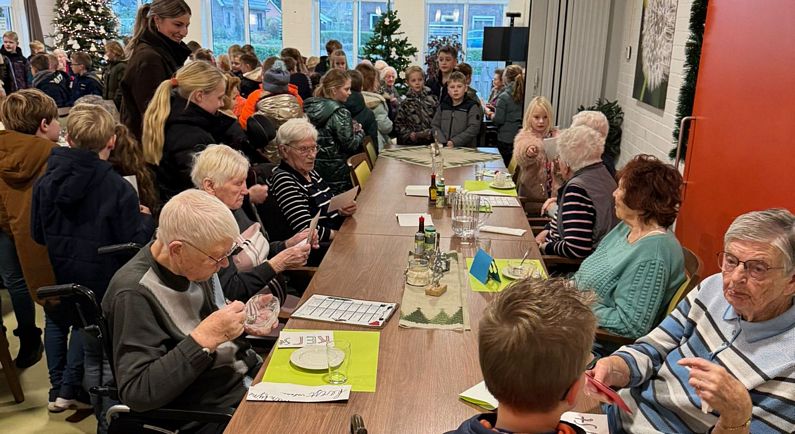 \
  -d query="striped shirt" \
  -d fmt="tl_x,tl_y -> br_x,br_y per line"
267,162 -> 344,242
543,185 -> 596,258
607,273 -> 795,433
